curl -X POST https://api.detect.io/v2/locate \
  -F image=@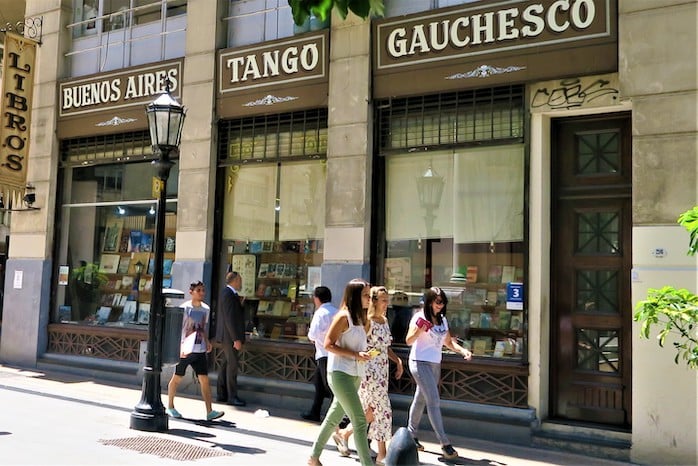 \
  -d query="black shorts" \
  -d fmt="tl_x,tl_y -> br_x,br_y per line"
174,352 -> 209,376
